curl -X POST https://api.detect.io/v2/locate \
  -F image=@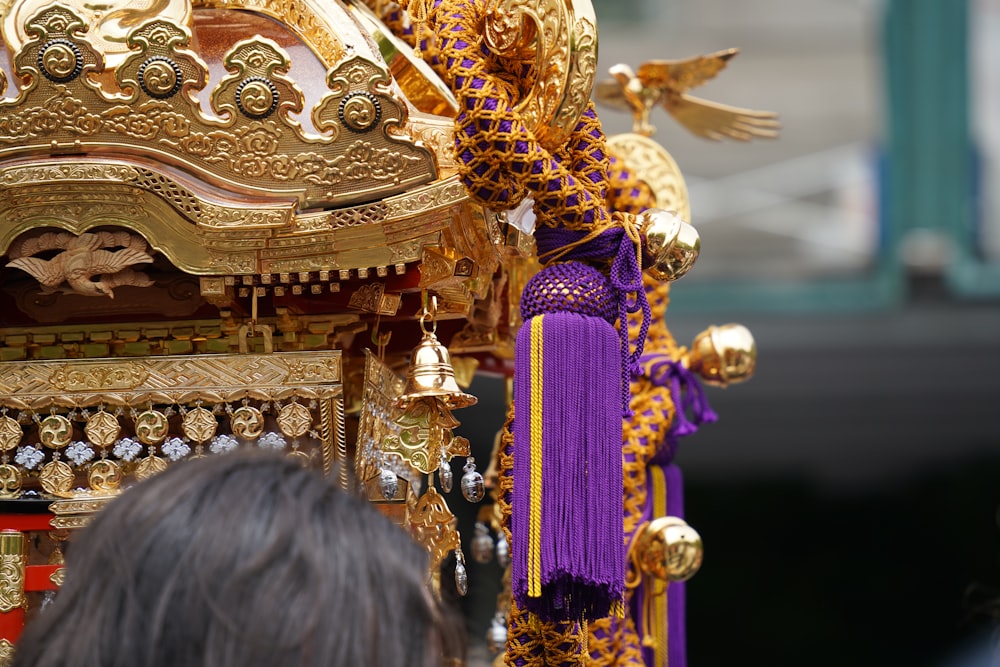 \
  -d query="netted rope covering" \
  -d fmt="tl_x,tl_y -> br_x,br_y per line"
398,0 -> 617,234
520,262 -> 617,323
588,616 -> 645,667
606,153 -> 657,216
